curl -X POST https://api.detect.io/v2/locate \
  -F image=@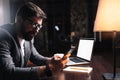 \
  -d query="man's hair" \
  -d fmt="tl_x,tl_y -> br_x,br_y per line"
16,2 -> 47,20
